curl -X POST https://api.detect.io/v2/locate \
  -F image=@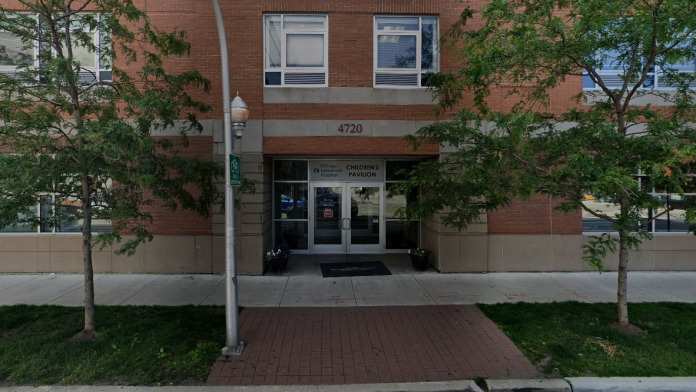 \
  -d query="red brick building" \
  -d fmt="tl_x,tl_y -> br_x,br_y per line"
1,0 -> 694,274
